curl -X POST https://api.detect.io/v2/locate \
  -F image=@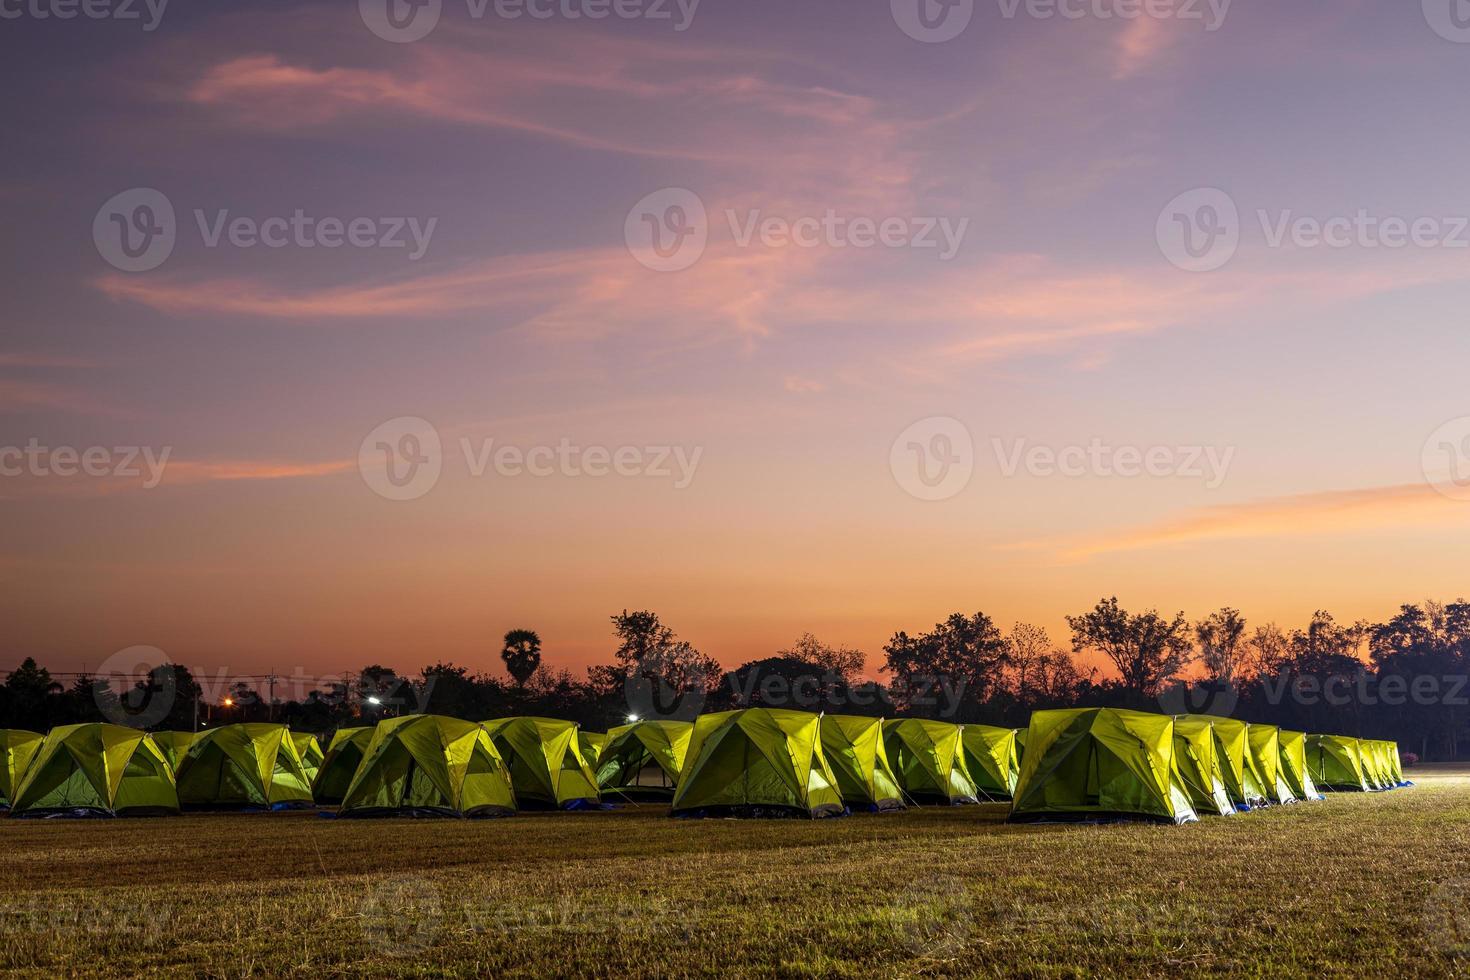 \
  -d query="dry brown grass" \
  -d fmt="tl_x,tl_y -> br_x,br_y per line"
1,766 -> 1467,978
